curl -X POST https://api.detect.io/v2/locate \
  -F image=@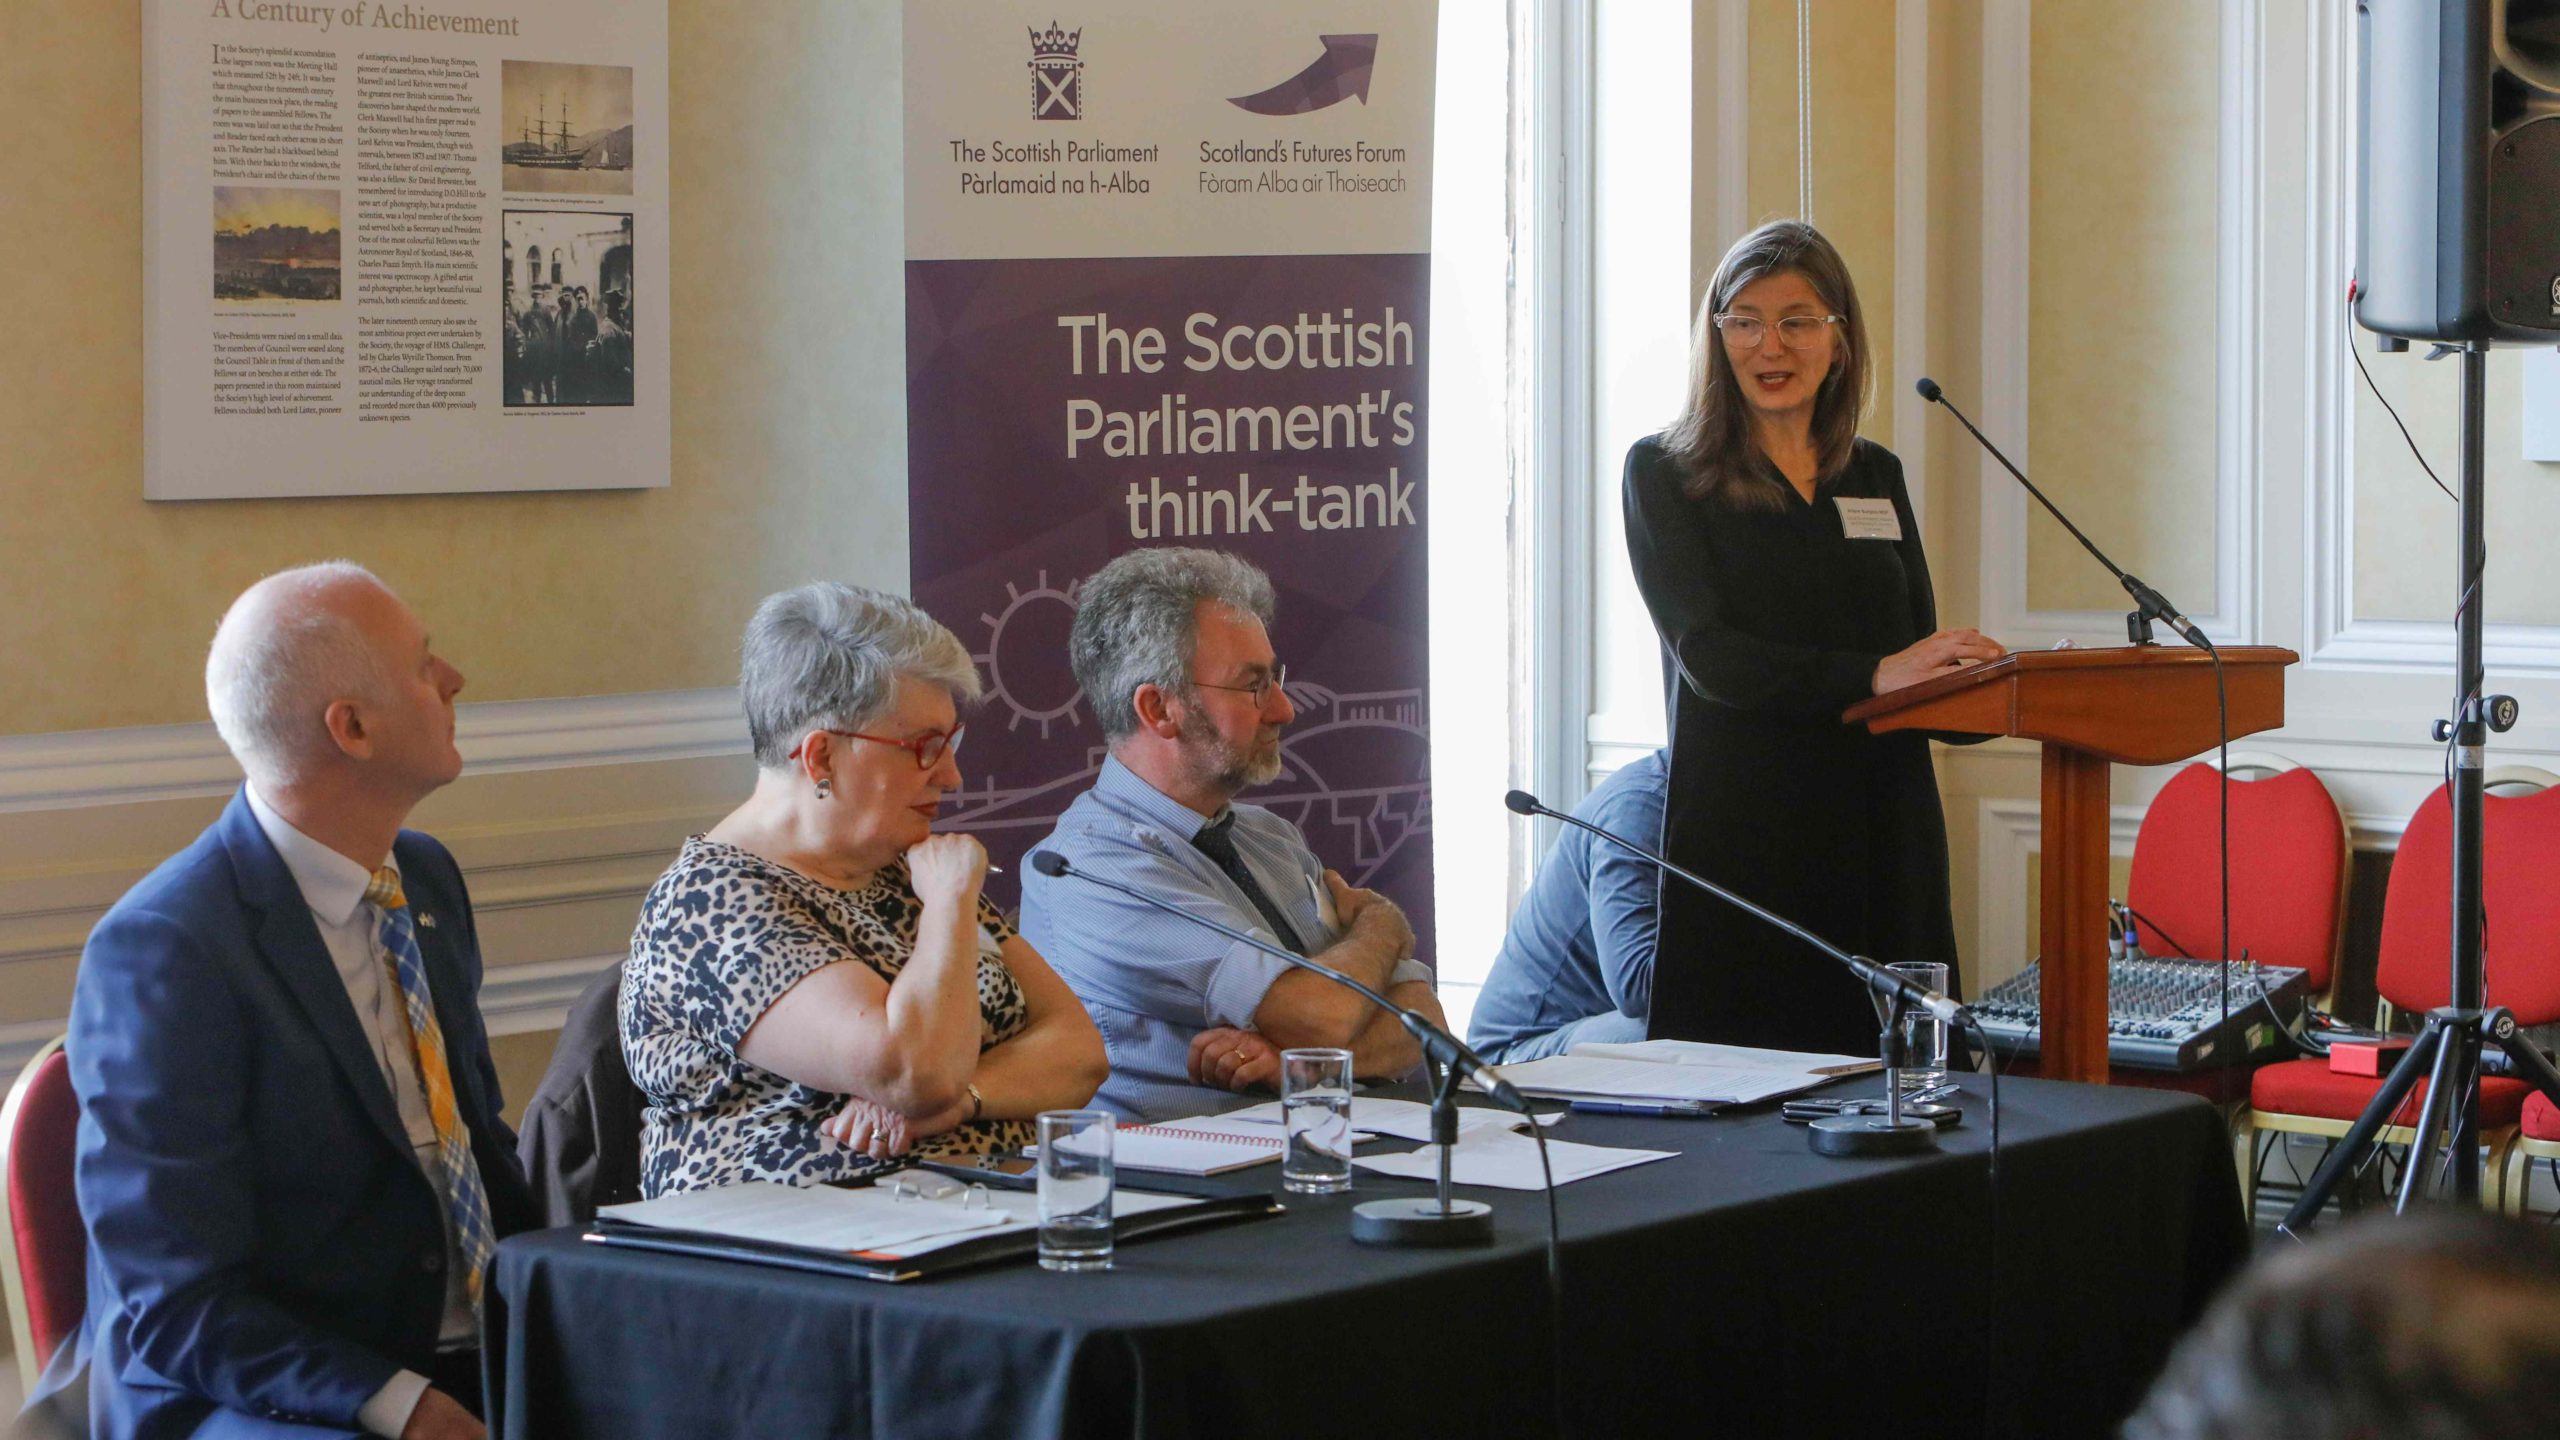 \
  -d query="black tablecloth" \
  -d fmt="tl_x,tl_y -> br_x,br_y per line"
488,1075 -> 2246,1439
